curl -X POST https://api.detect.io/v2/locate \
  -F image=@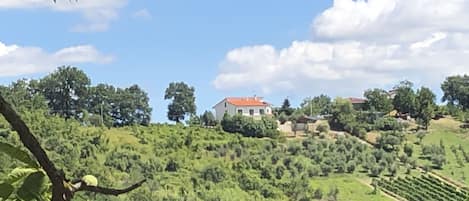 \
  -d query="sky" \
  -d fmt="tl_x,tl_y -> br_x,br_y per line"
0,0 -> 468,122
